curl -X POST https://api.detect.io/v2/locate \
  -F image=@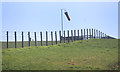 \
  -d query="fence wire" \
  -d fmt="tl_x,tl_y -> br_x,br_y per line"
2,29 -> 109,49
